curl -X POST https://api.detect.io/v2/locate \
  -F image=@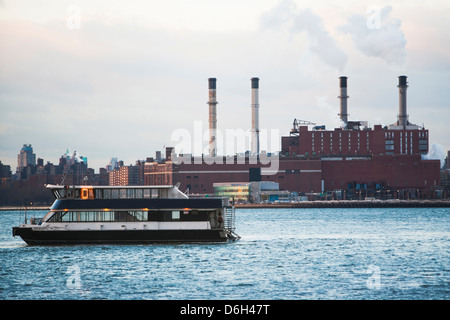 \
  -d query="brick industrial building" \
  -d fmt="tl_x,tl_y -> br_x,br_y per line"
144,76 -> 441,200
